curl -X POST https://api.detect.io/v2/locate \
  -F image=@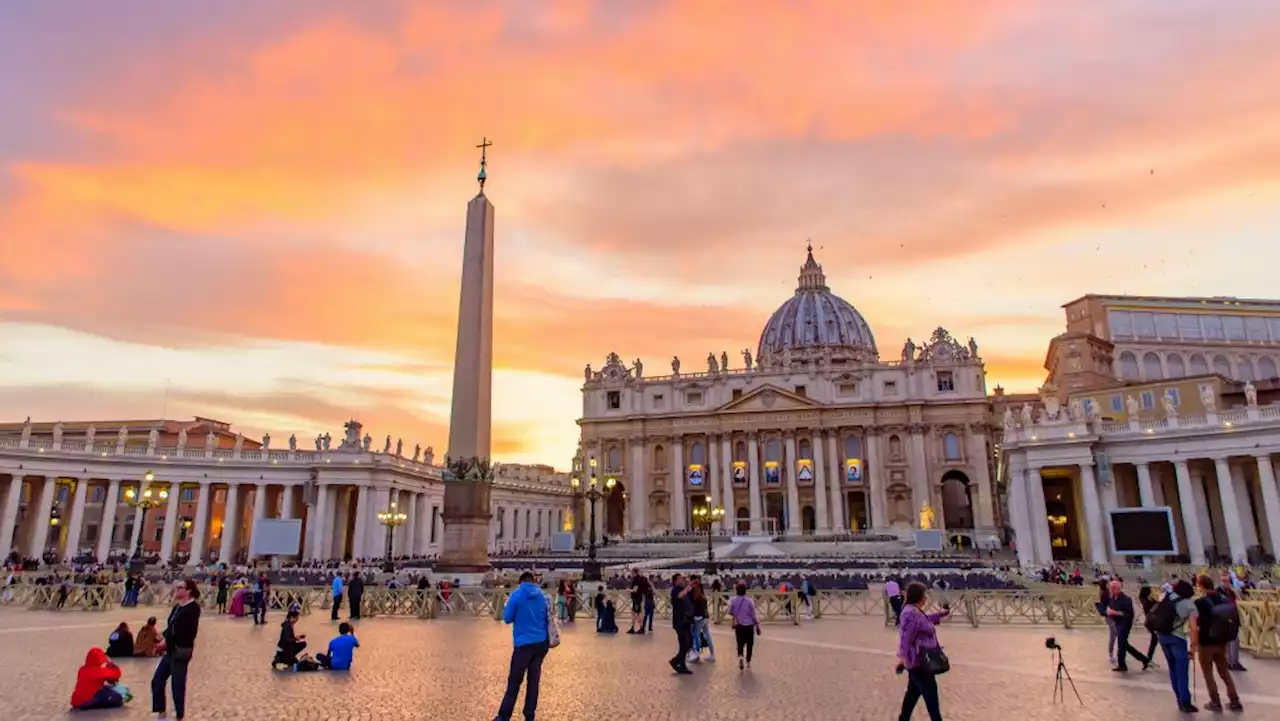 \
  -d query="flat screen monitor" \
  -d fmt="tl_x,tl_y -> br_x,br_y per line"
1108,507 -> 1178,555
